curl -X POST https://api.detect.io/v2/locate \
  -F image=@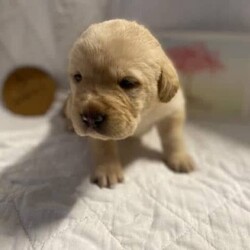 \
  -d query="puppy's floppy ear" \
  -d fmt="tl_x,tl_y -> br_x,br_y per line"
158,55 -> 179,102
